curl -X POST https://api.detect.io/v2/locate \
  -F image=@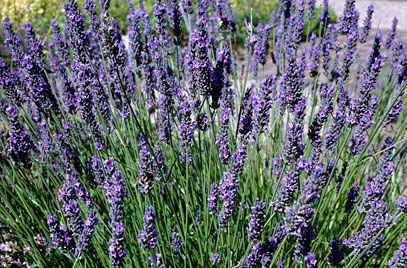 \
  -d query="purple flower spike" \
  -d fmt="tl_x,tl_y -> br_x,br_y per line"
247,199 -> 267,242
138,136 -> 155,194
386,17 -> 398,49
319,0 -> 330,24
339,0 -> 358,35
5,105 -> 34,168
242,242 -> 264,268
138,207 -> 157,249
109,221 -> 126,268
344,201 -> 393,259
360,5 -> 374,43
304,252 -> 317,268
75,209 -> 98,256
210,252 -> 220,265
395,192 -> 407,213
345,182 -> 360,213
181,0 -> 193,14
328,238 -> 345,265
307,0 -> 316,19
47,216 -> 70,249
149,253 -> 164,268
386,237 -> 407,268
0,59 -> 23,104
171,227 -> 183,253
253,75 -> 277,135
208,183 -> 220,215
218,172 -> 239,227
